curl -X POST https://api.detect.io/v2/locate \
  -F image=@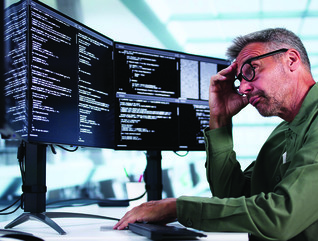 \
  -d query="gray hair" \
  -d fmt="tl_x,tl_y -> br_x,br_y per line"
226,28 -> 311,70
